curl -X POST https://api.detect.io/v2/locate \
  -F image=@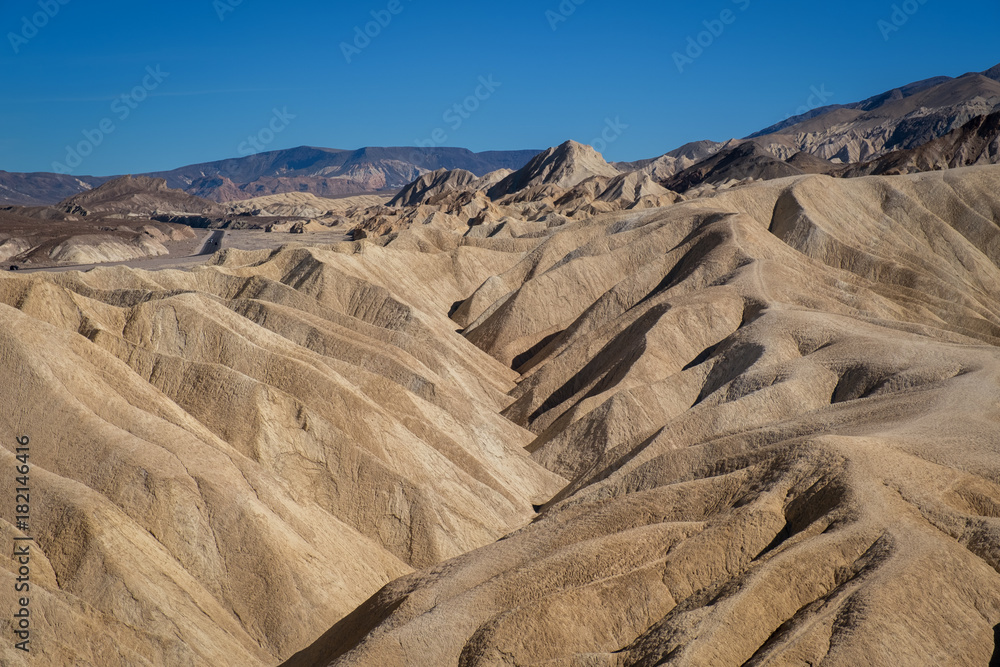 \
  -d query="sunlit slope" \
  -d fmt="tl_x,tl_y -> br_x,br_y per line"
290,166 -> 1000,666
0,235 -> 563,665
